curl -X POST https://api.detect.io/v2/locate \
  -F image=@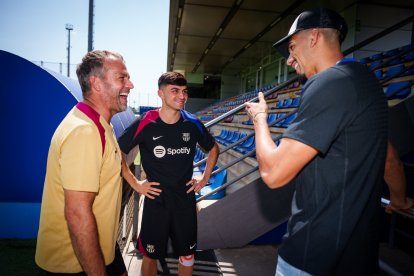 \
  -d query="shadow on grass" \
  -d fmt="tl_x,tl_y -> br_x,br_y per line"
0,239 -> 45,275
